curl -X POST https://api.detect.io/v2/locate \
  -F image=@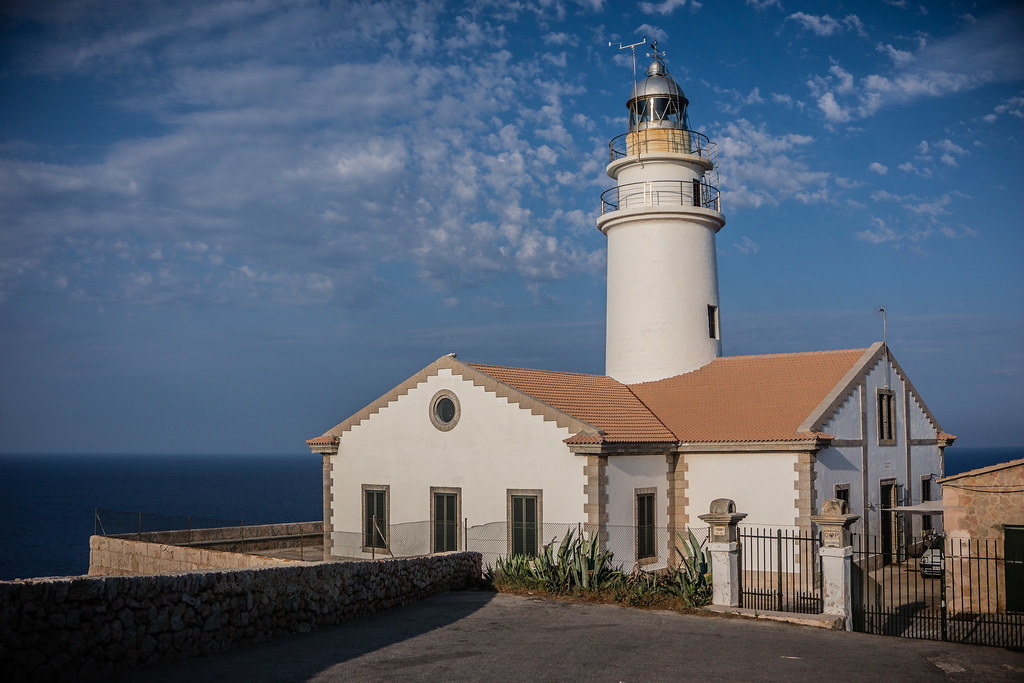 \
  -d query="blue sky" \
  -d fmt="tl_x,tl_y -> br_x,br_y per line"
1,0 -> 1022,454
